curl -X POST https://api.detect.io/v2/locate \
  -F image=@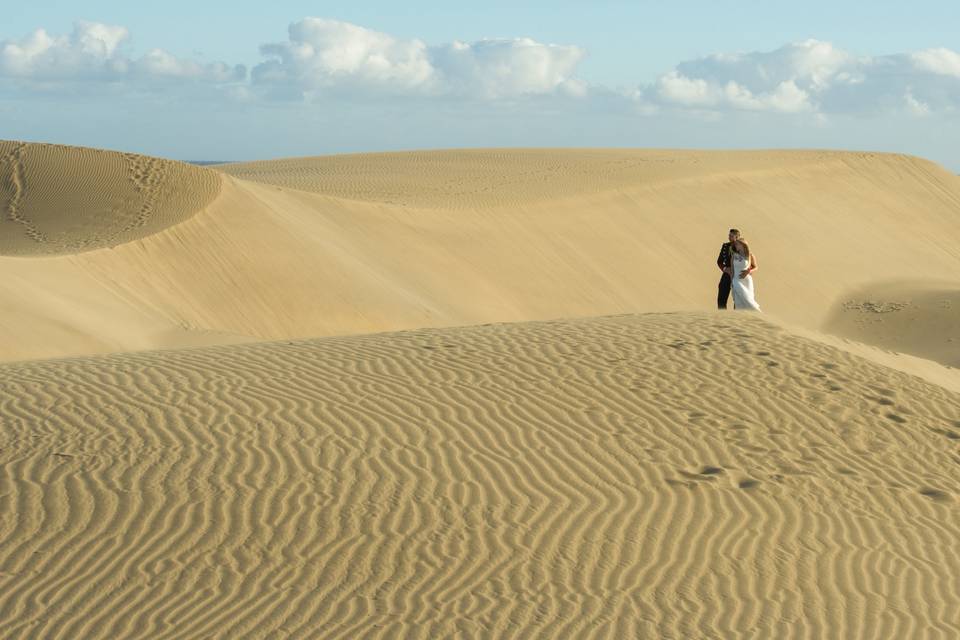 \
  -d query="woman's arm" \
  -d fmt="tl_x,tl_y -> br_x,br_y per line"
740,253 -> 758,278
